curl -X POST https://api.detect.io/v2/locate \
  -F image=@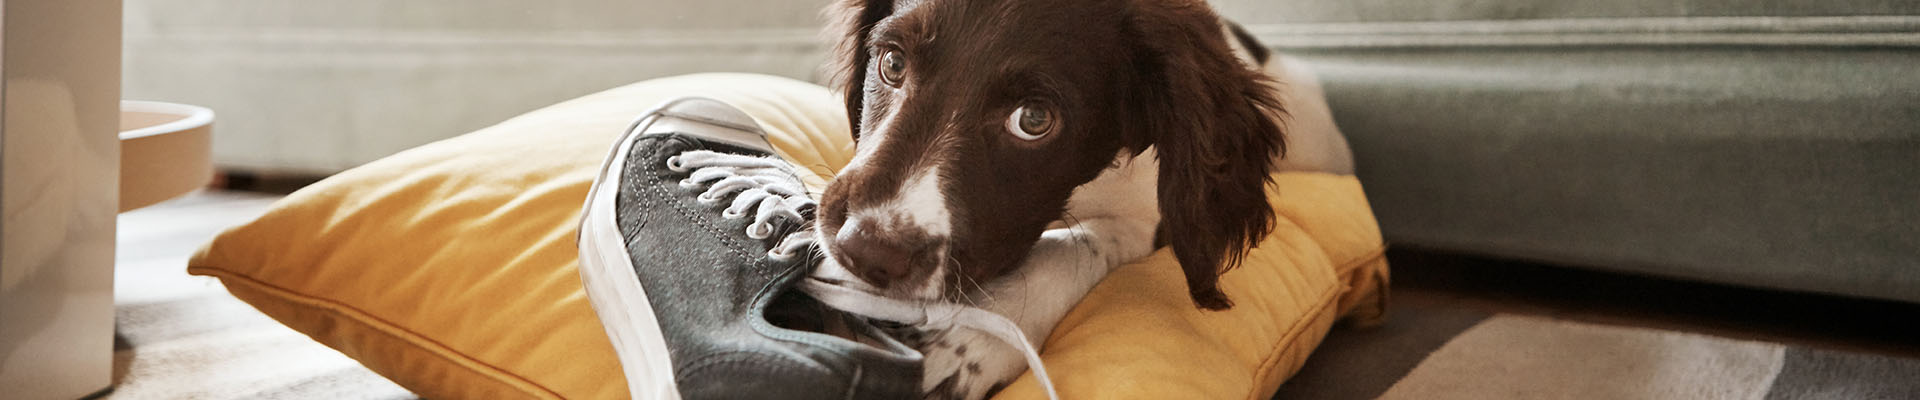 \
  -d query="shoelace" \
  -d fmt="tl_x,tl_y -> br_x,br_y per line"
800,270 -> 1060,400
668,149 -> 1059,400
665,150 -> 818,259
